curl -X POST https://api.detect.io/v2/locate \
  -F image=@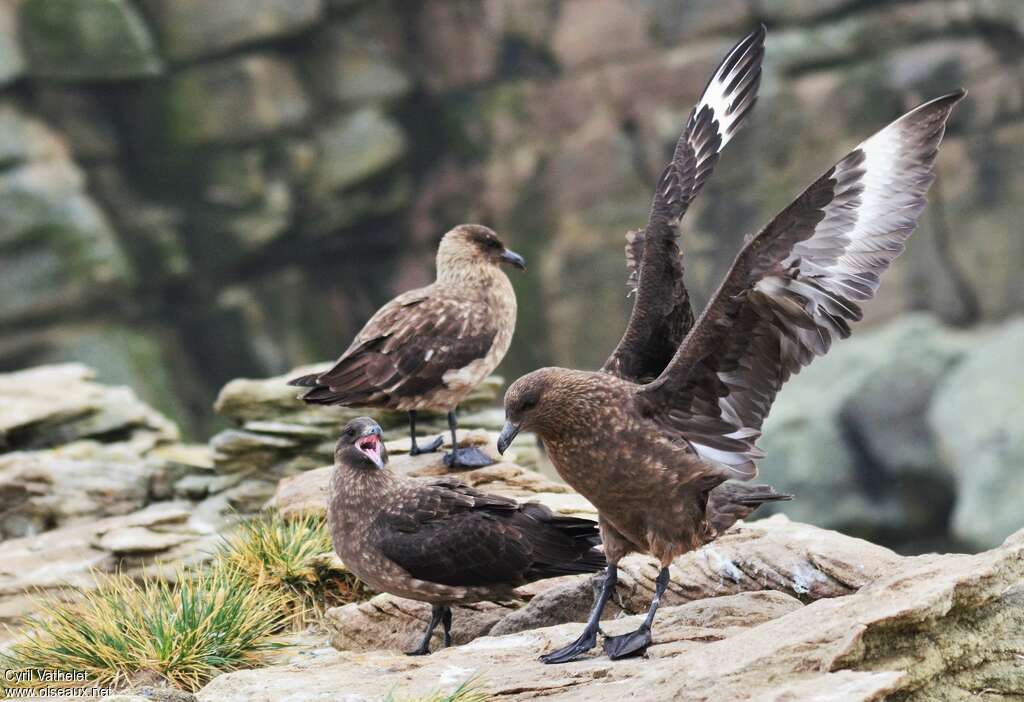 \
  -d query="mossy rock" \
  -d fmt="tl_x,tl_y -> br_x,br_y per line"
127,55 -> 310,182
19,0 -> 162,80
141,0 -> 323,62
0,163 -> 133,322
309,108 -> 406,197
